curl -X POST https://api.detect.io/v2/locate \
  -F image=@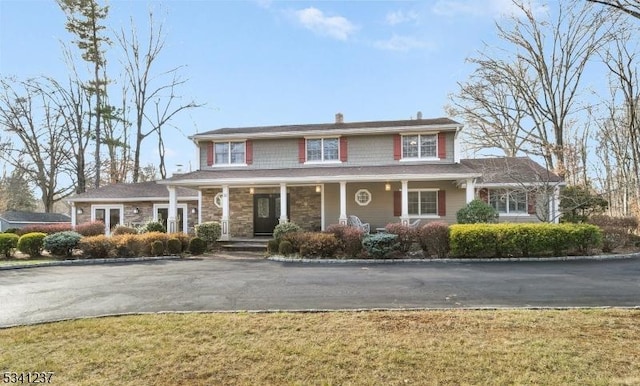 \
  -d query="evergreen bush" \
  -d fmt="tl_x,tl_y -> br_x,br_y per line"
0,233 -> 19,258
139,220 -> 166,233
456,199 -> 499,224
167,238 -> 183,254
17,232 -> 47,258
188,237 -> 207,255
273,222 -> 301,240
151,240 -> 165,256
43,231 -> 82,257
278,240 -> 294,256
362,233 -> 399,259
195,222 -> 221,246
112,225 -> 138,235
78,235 -> 114,259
